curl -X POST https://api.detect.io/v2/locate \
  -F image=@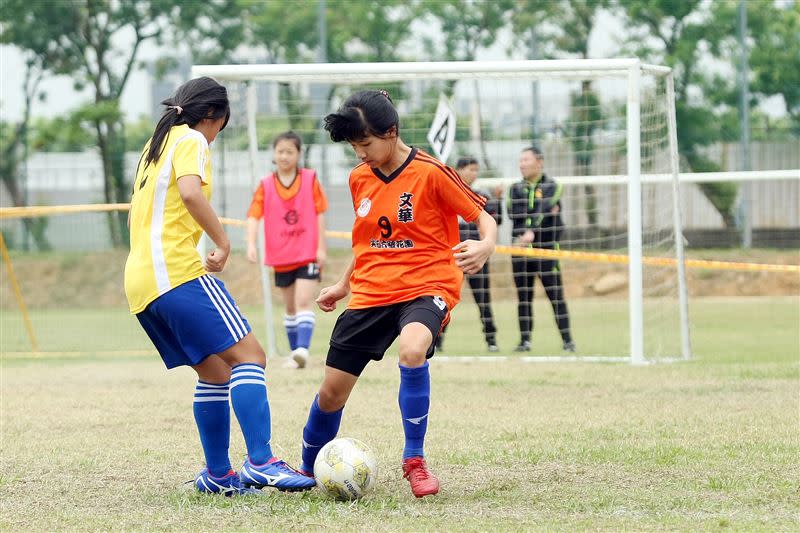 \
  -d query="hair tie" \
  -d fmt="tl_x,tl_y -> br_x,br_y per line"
171,105 -> 183,115
379,90 -> 390,99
